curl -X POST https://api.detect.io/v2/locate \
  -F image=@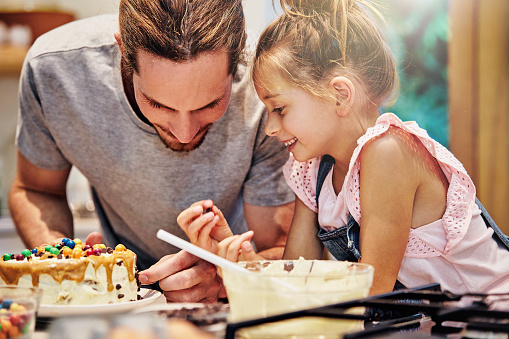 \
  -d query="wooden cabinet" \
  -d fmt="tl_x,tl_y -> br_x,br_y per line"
0,45 -> 27,74
0,10 -> 75,75
449,0 -> 509,233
